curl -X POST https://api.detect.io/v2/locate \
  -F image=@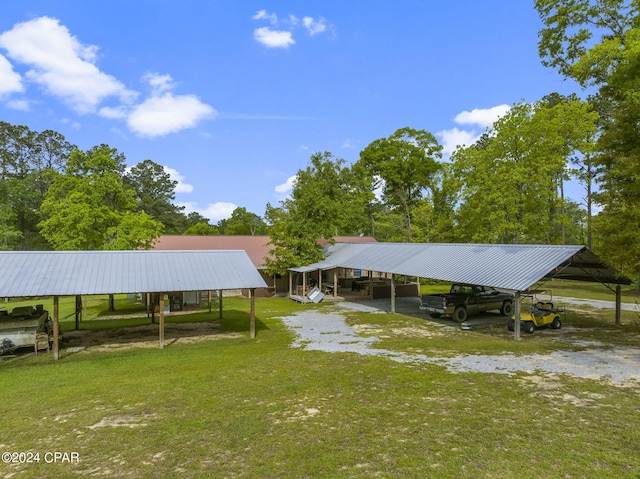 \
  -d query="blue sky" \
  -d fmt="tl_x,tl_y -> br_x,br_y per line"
0,1 -> 583,222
